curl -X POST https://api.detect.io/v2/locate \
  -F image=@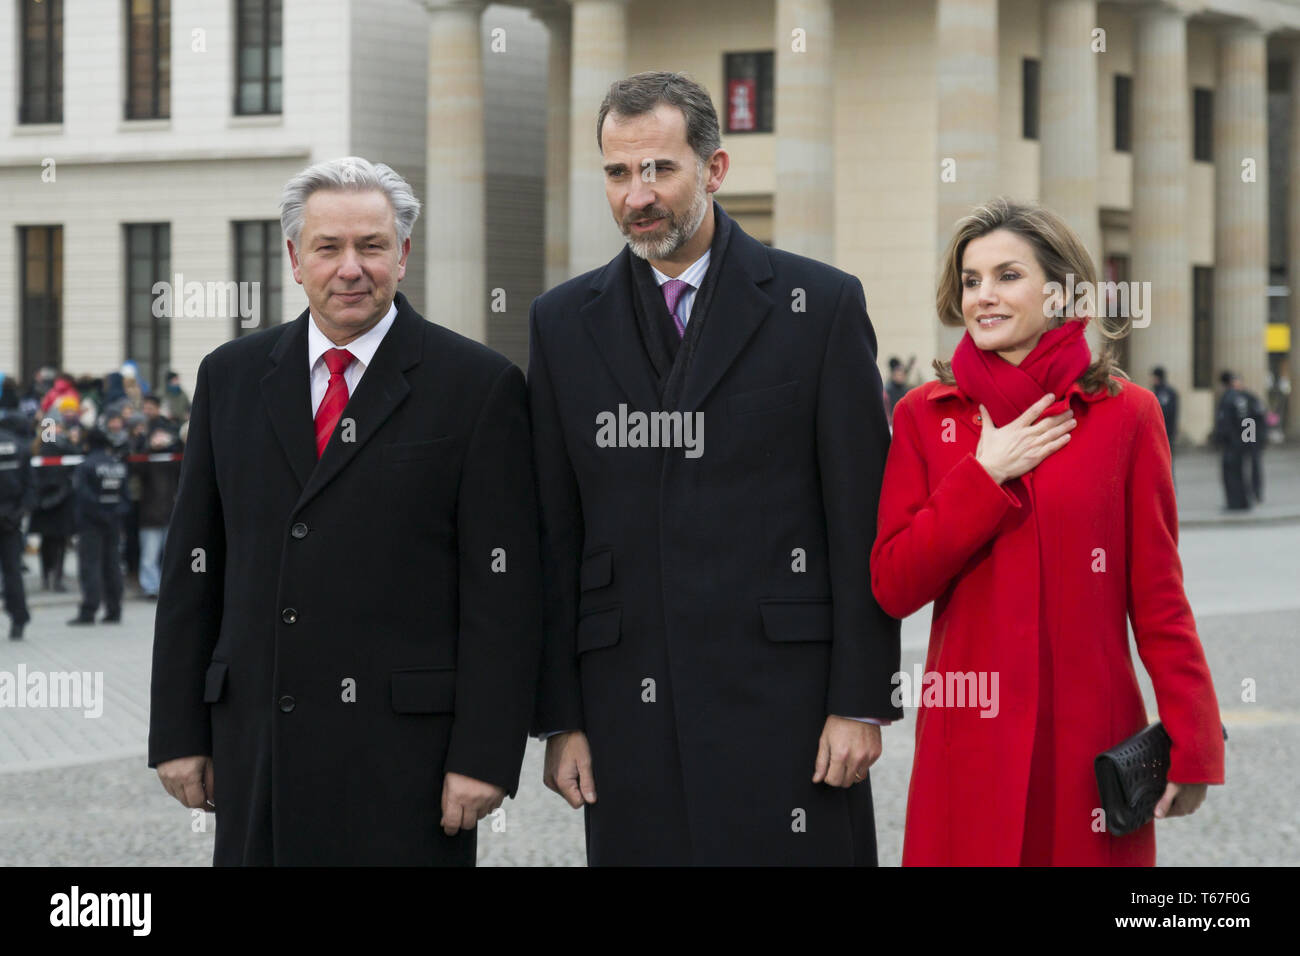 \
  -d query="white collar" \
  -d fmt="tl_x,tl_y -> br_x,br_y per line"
307,300 -> 398,370
650,248 -> 711,289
